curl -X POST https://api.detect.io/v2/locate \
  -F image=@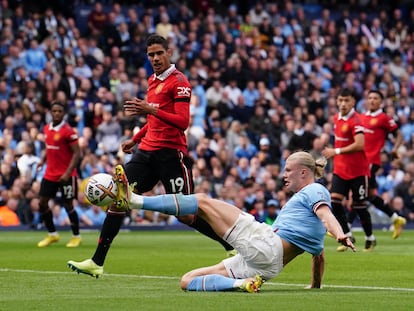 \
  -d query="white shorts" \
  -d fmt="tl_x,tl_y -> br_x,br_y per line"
222,212 -> 283,281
